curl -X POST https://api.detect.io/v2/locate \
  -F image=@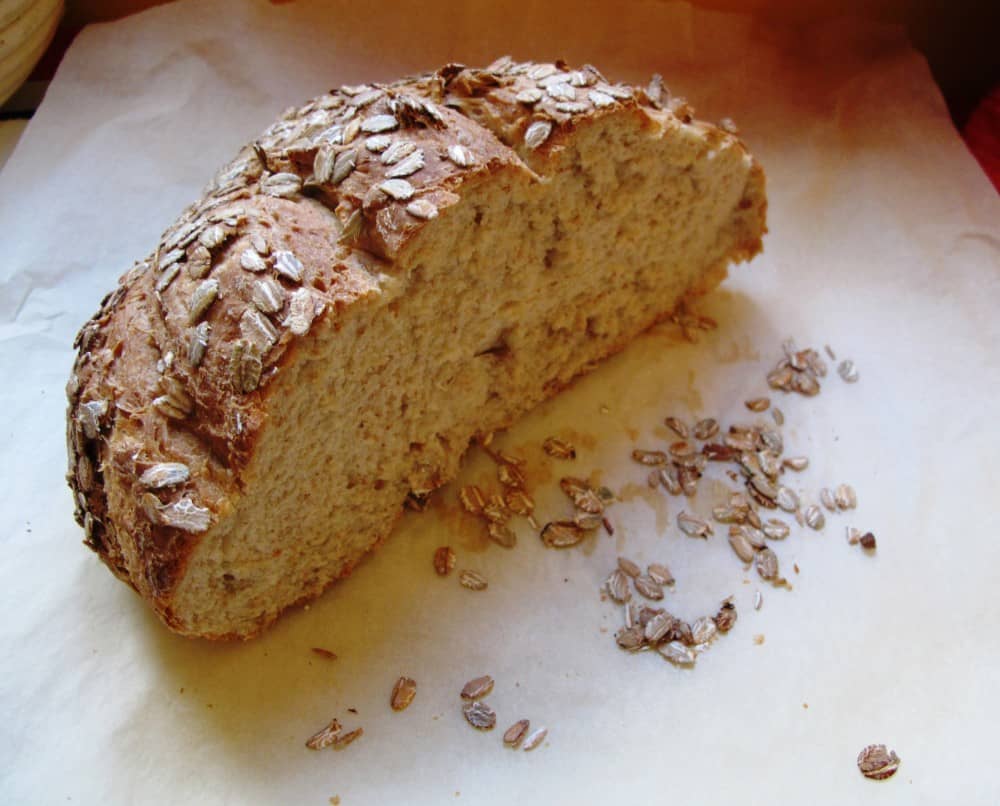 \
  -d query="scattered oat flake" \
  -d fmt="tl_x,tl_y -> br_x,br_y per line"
306,717 -> 342,750
804,505 -> 825,530
745,397 -> 770,412
647,563 -> 674,586
459,570 -> 488,591
605,569 -> 631,604
825,344 -> 837,361
434,546 -> 456,576
462,701 -> 496,730
390,677 -> 417,711
522,726 -> 548,751
838,360 -> 859,383
657,641 -> 696,666
333,727 -> 363,749
311,647 -> 337,660
857,744 -> 900,780
665,416 -> 689,439
634,574 -> 664,601
754,590 -> 763,610
617,556 -> 640,578
458,485 -> 485,514
541,520 -> 586,548
835,483 -> 857,510
504,719 -> 530,748
461,675 -> 494,701
543,436 -> 576,459
771,407 -> 784,426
